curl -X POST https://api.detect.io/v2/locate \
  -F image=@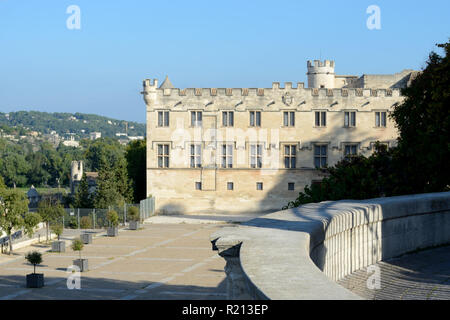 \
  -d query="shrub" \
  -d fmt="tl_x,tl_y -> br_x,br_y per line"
106,210 -> 119,227
80,216 -> 92,229
127,206 -> 139,222
68,216 -> 78,229
50,223 -> 64,240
